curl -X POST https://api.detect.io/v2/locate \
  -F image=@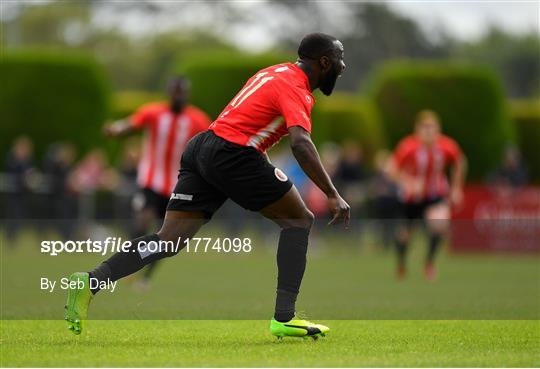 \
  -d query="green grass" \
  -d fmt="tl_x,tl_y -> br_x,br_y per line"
1,320 -> 539,367
2,228 -> 539,320
1,227 -> 539,366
